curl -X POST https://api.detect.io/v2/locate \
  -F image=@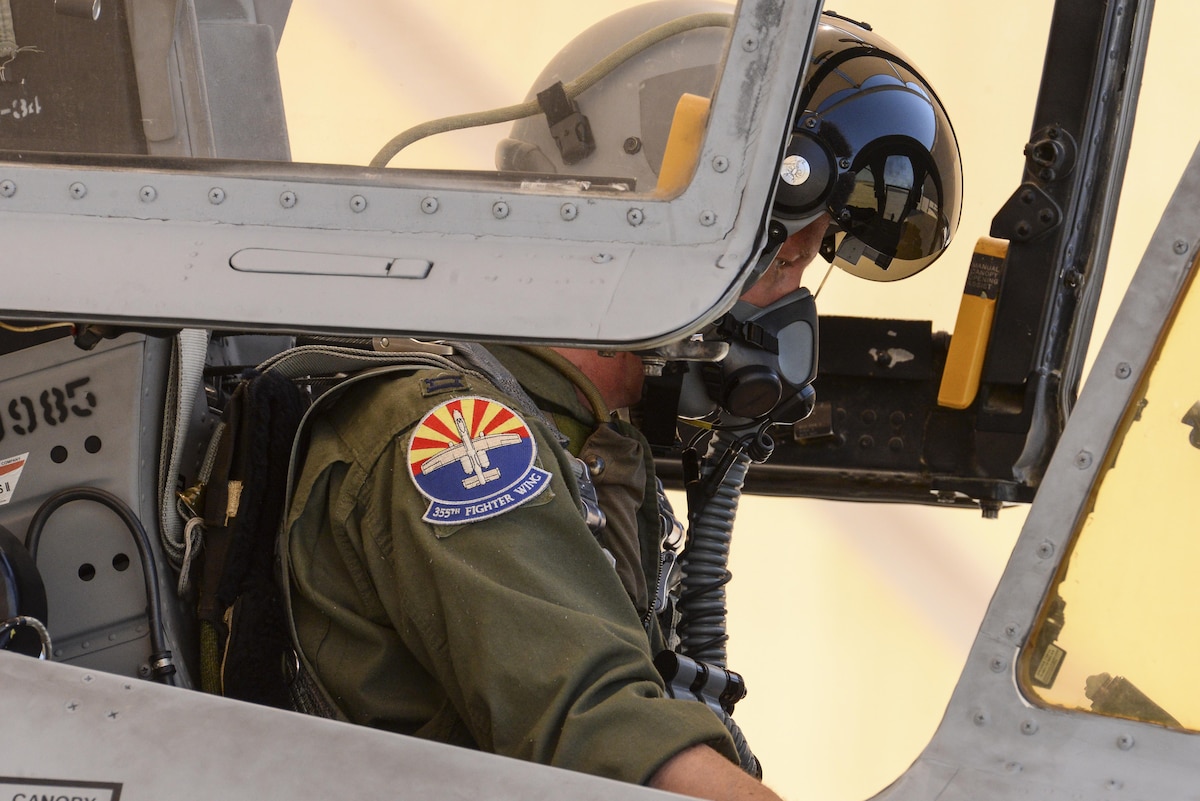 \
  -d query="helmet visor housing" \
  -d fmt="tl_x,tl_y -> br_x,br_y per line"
797,19 -> 962,281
